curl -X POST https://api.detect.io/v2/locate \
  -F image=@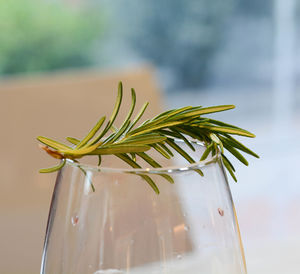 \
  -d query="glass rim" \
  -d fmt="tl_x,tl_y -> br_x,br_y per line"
66,140 -> 221,175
